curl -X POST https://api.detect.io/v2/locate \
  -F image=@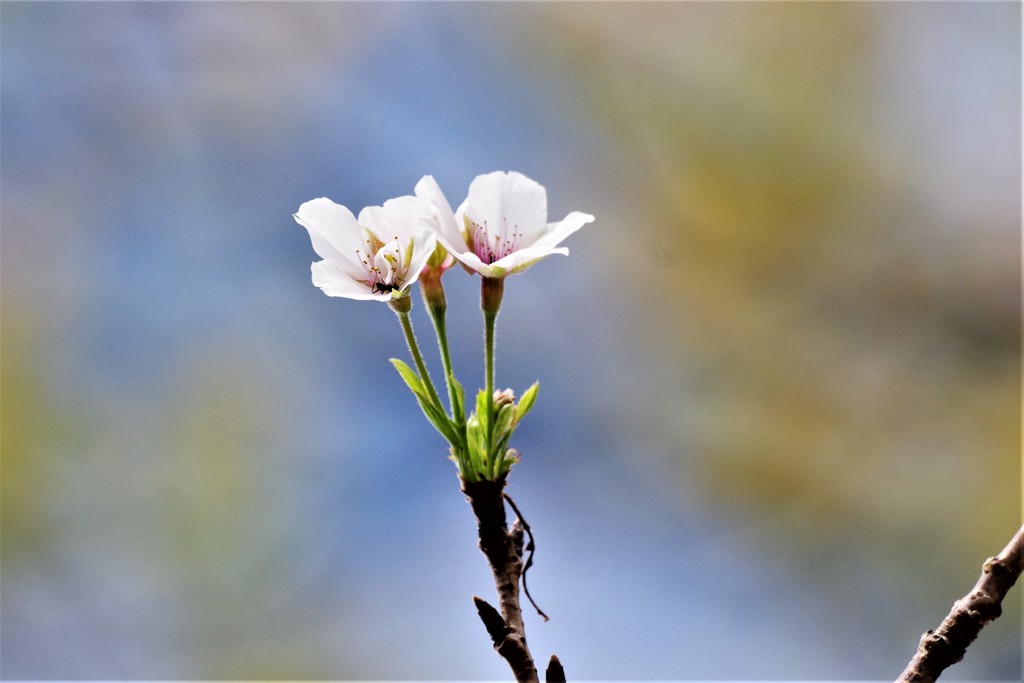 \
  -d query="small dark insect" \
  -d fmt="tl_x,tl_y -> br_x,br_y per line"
371,280 -> 401,295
